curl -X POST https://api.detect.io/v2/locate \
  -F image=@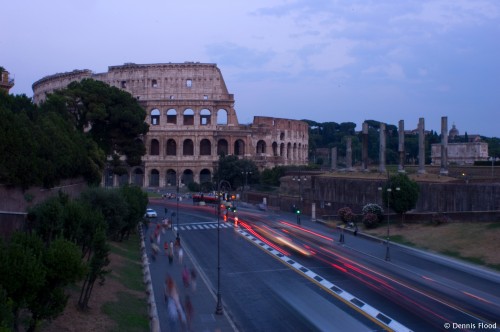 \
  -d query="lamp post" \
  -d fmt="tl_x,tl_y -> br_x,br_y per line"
241,170 -> 252,202
176,175 -> 180,241
292,170 -> 307,225
378,186 -> 400,261
215,179 -> 231,315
